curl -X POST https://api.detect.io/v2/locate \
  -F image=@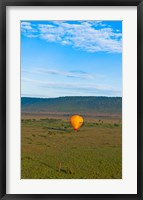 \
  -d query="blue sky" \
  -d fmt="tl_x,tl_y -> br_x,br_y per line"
21,20 -> 122,98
